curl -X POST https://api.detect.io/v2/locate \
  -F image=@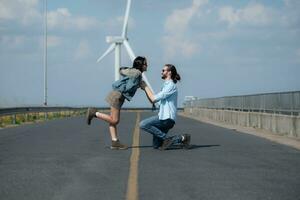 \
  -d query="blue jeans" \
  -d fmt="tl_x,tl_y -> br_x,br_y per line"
139,115 -> 182,148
